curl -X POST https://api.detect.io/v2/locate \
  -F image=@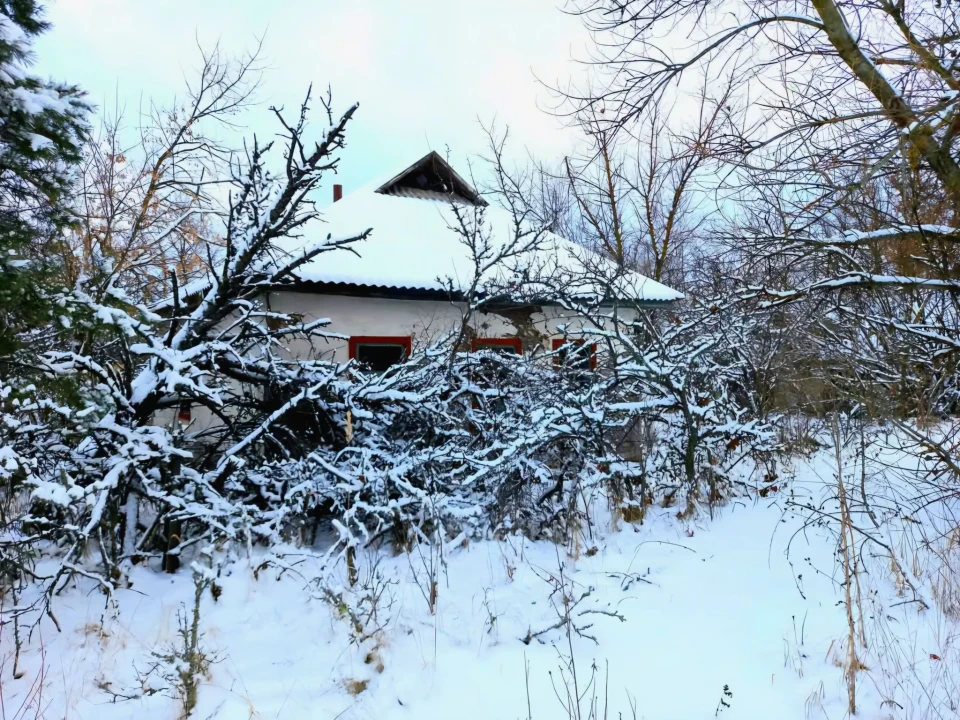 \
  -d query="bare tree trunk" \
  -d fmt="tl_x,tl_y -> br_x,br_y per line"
163,518 -> 181,574
810,0 -> 960,209
122,490 -> 139,561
